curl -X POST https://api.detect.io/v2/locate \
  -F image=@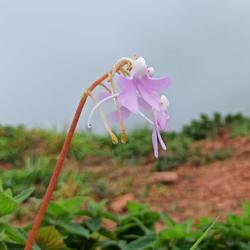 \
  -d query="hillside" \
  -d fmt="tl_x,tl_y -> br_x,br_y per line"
0,113 -> 250,224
